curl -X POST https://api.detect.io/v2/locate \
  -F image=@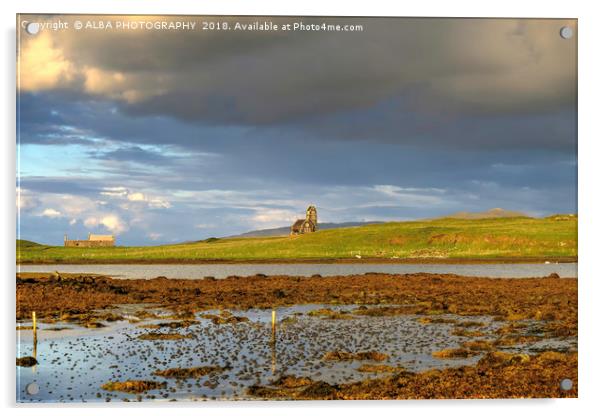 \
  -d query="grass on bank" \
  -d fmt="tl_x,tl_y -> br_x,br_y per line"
16,215 -> 577,264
